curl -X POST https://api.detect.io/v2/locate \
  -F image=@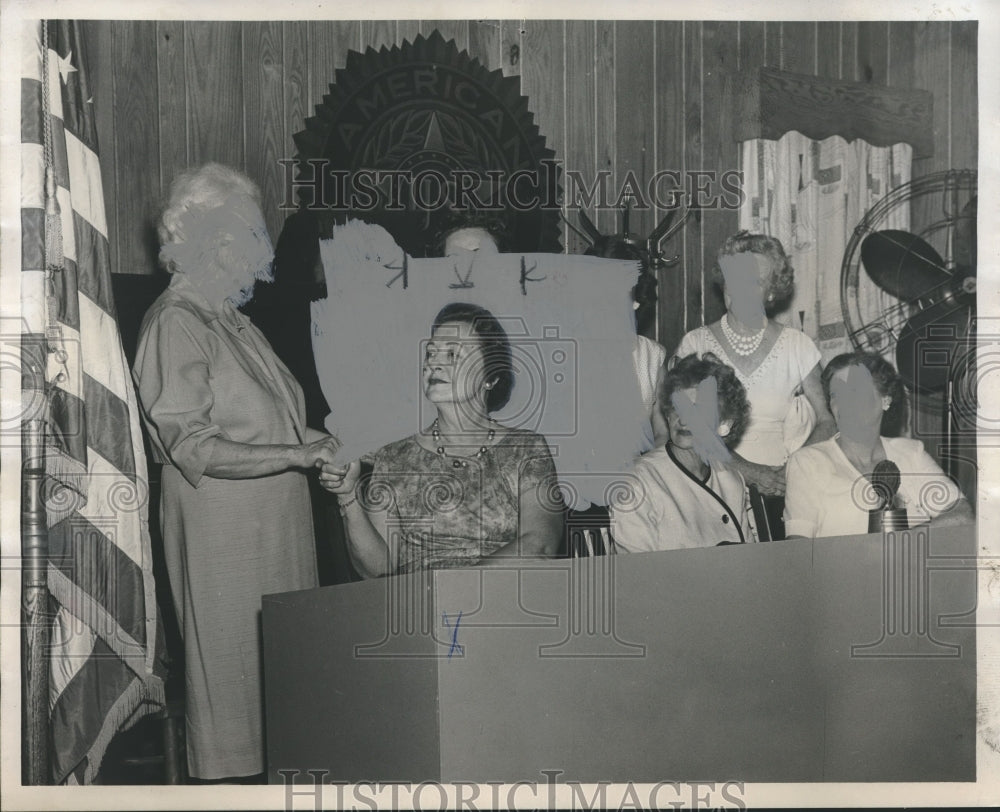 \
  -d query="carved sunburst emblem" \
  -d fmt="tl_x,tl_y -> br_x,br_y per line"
293,31 -> 562,256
